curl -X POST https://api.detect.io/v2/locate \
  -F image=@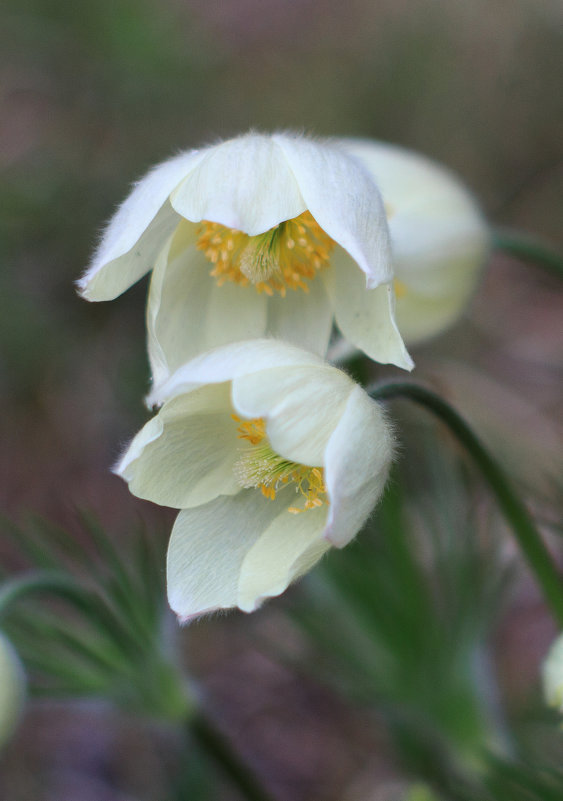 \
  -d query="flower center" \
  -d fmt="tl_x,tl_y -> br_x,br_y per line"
196,211 -> 334,297
232,415 -> 328,514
